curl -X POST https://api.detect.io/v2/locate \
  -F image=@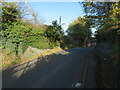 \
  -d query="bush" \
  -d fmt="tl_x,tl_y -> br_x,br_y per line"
30,36 -> 49,49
